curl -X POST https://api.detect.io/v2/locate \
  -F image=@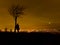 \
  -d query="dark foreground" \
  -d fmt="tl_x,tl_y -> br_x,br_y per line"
0,32 -> 60,45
